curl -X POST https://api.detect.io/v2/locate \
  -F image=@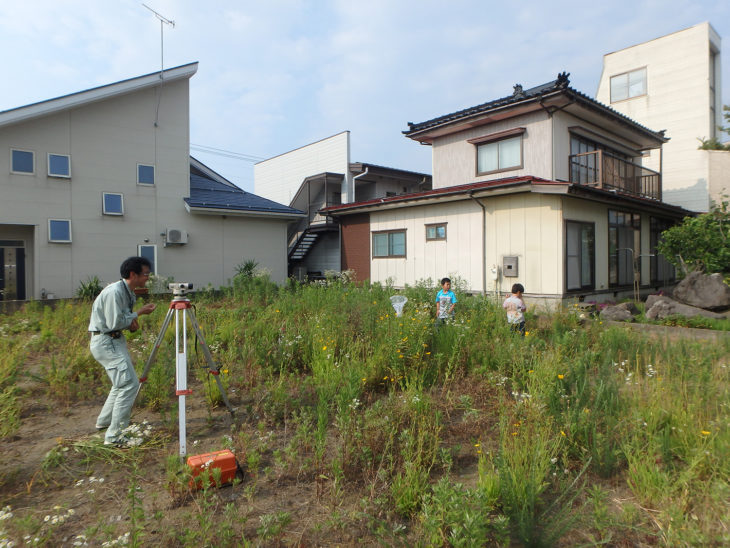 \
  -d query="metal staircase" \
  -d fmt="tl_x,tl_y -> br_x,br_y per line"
288,229 -> 320,261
